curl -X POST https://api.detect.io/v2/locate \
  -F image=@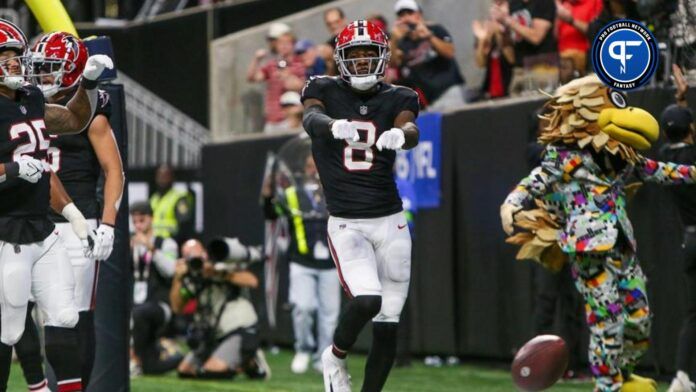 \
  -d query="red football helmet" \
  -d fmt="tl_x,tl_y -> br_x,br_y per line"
334,20 -> 390,91
0,19 -> 29,90
31,32 -> 88,98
